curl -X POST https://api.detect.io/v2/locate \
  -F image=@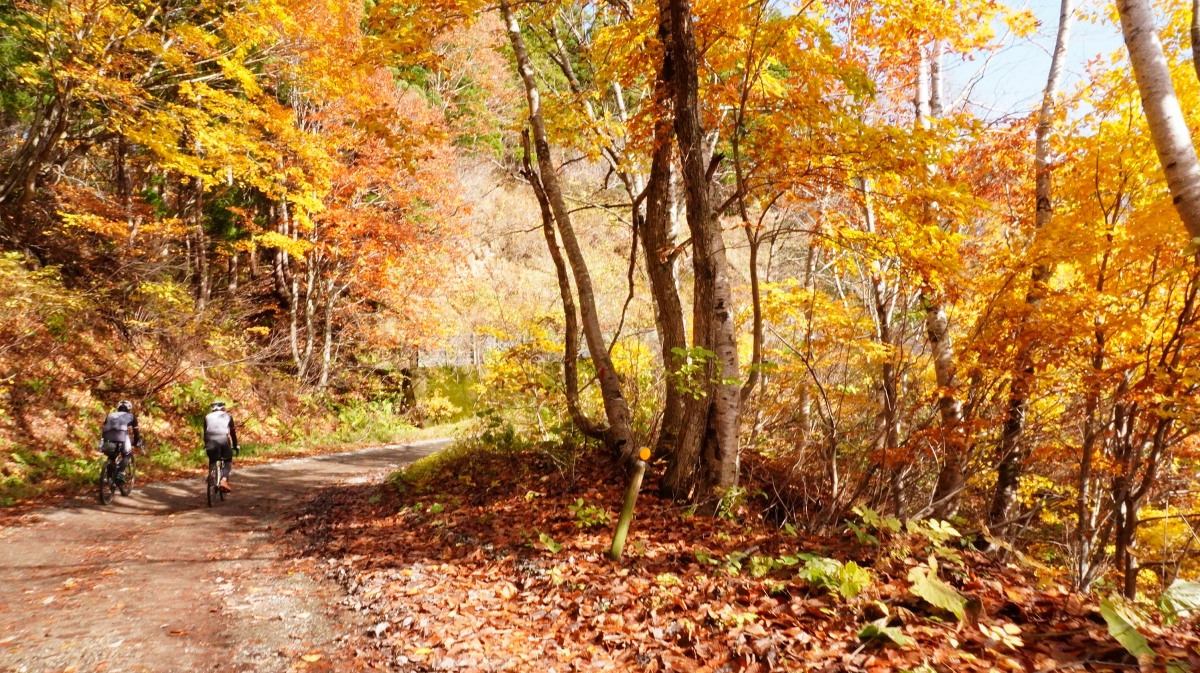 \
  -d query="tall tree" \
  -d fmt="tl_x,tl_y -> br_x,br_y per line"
919,42 -> 970,518
638,29 -> 690,461
659,0 -> 741,501
989,0 -> 1075,531
499,0 -> 637,459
